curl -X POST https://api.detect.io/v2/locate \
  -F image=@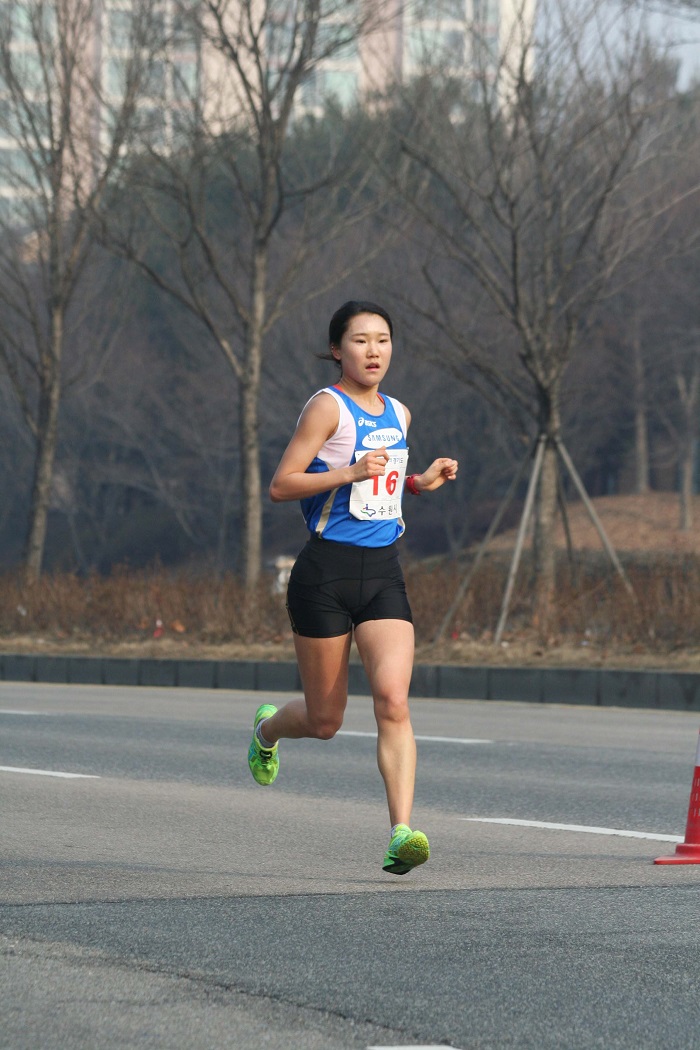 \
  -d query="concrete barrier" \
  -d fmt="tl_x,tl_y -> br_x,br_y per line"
2,652 -> 700,711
